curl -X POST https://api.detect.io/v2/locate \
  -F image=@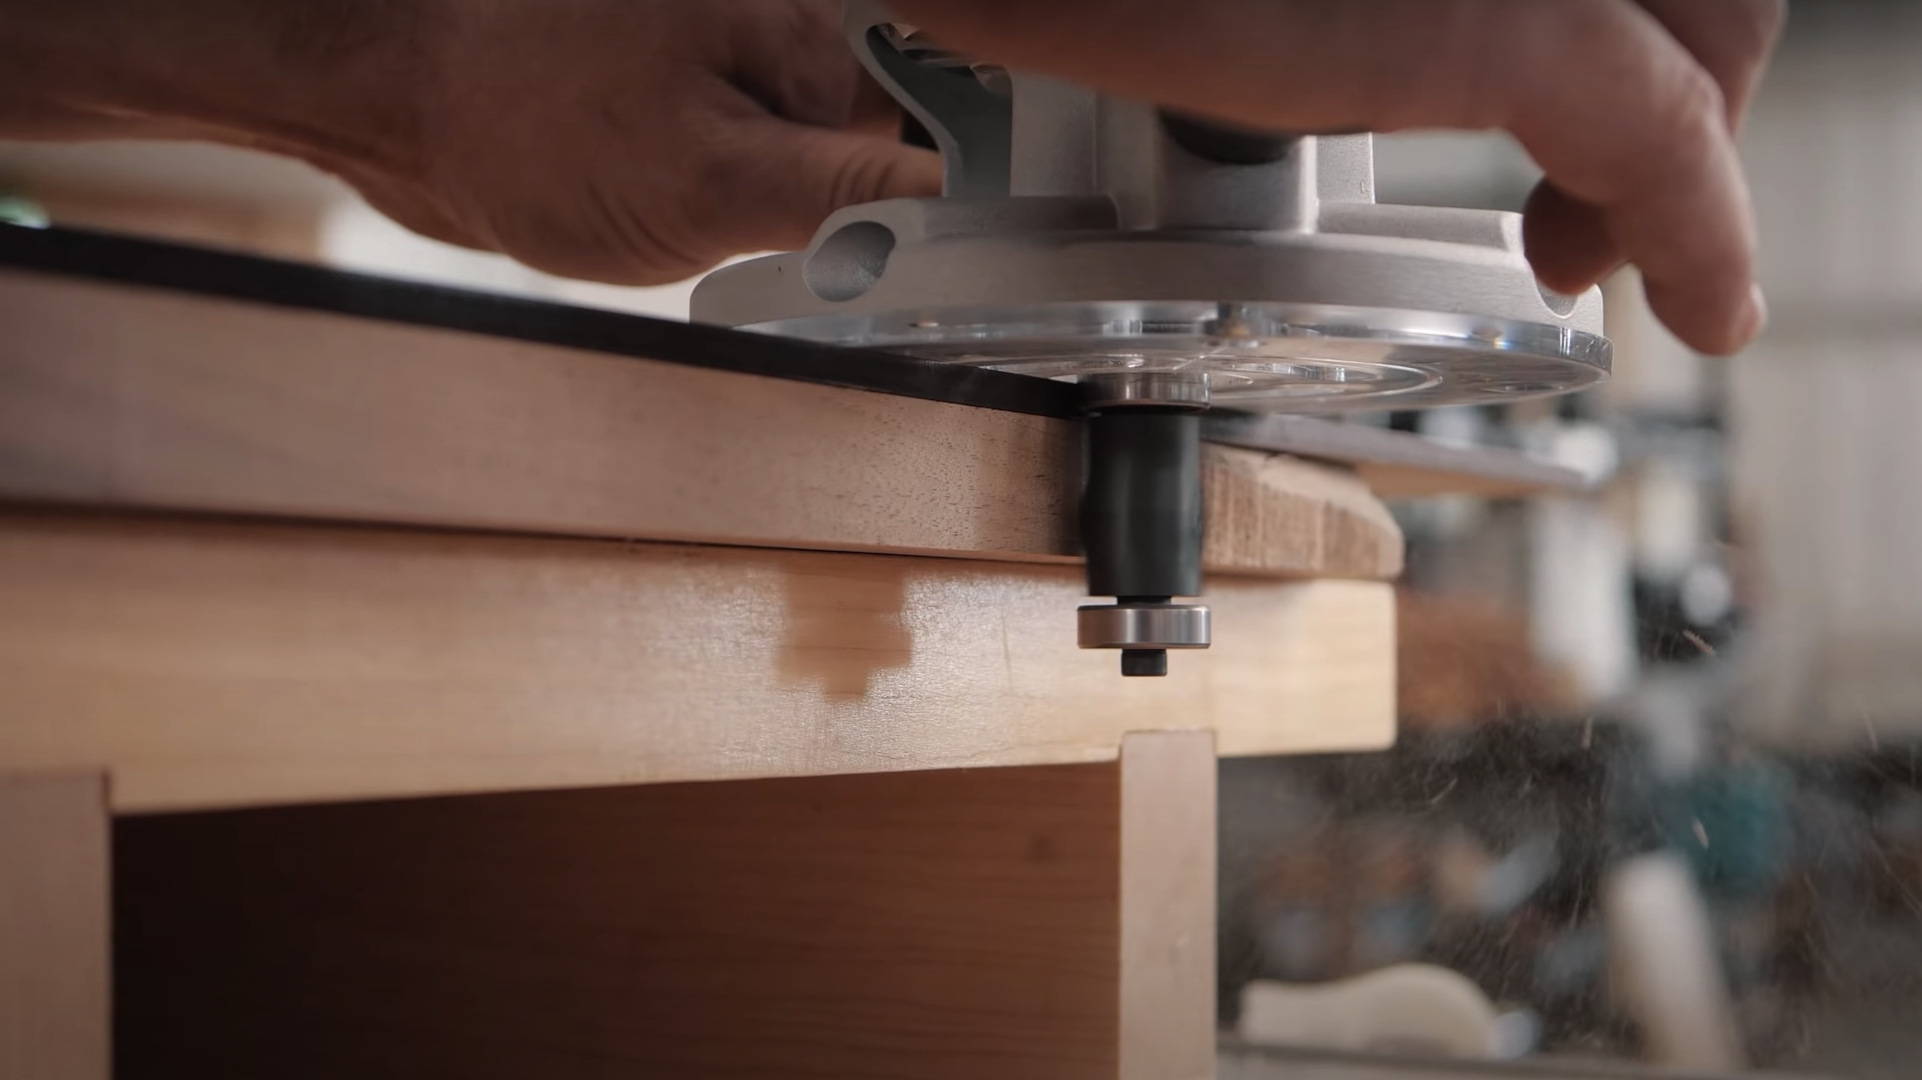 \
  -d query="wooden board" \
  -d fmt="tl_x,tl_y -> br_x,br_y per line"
0,268 -> 1401,581
115,733 -> 1214,1079
0,511 -> 1394,813
1120,732 -> 1216,1080
1205,450 -> 1399,579
1205,413 -> 1587,500
1217,1042 -> 1803,1079
0,772 -> 110,1080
